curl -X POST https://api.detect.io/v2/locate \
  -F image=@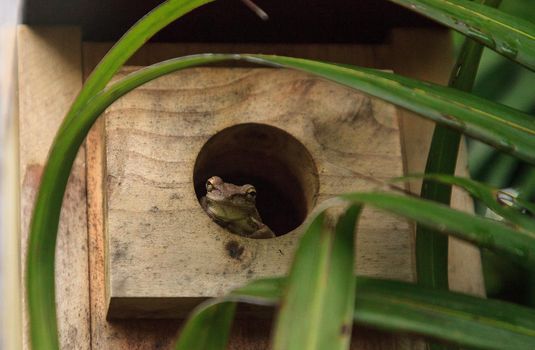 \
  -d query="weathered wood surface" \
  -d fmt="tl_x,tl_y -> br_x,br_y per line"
102,67 -> 411,317
18,26 -> 479,349
84,39 -> 420,349
17,26 -> 90,349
